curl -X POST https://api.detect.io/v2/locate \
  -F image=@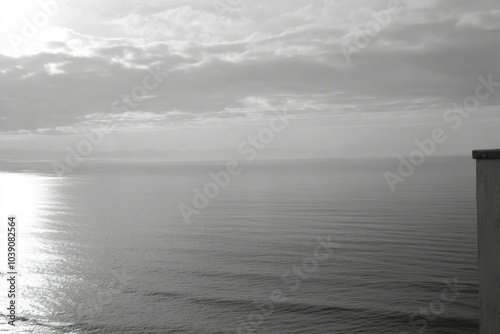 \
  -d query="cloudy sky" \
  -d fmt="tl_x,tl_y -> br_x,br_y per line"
0,0 -> 499,156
